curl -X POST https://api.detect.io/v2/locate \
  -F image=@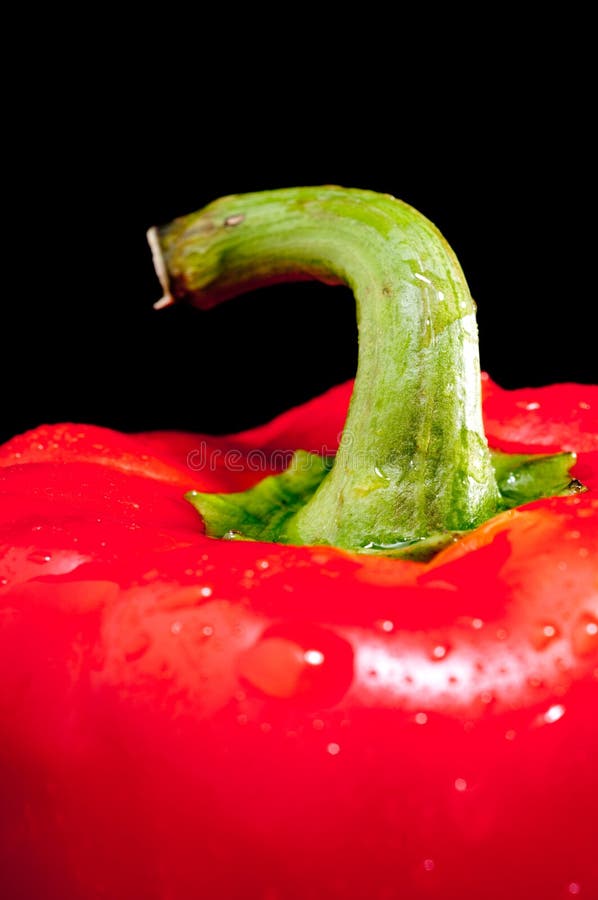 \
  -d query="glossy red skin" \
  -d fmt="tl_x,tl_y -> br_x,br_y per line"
1,377 -> 597,900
